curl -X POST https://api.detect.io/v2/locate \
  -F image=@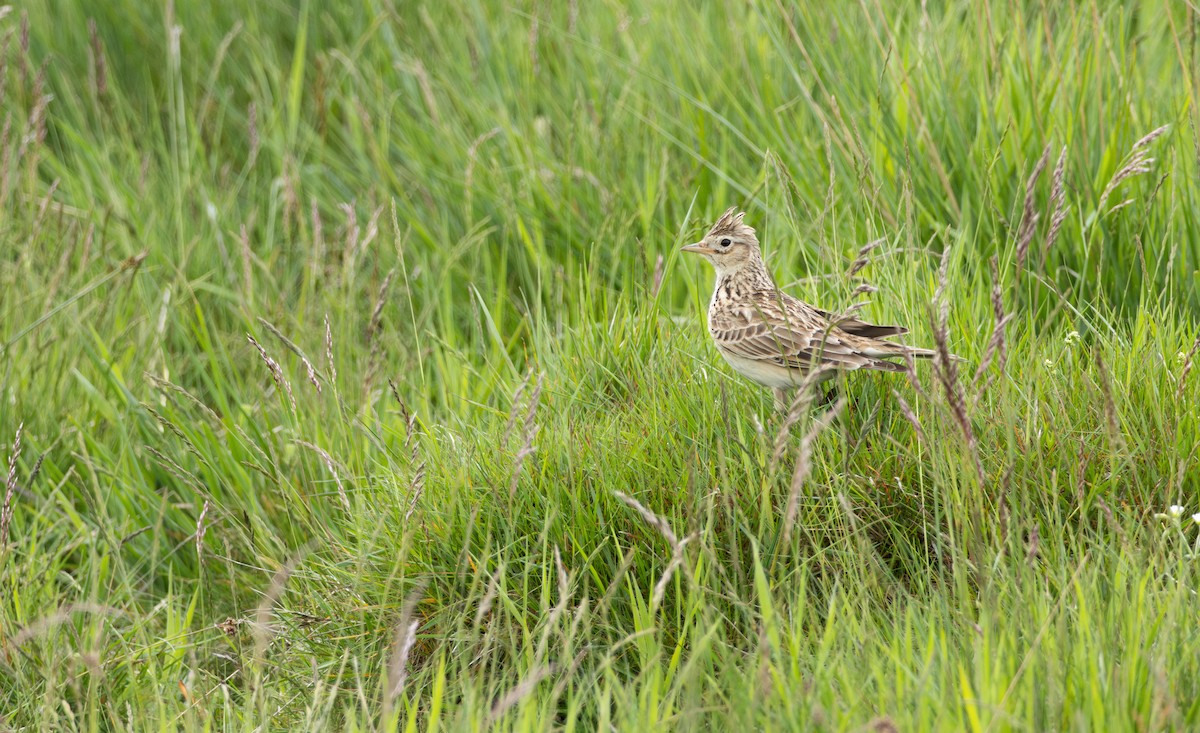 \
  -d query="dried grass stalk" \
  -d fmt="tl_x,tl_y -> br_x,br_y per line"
363,268 -> 397,396
142,404 -> 210,467
1,422 -> 22,546
464,127 -> 502,198
385,620 -> 418,708
145,372 -> 225,430
400,59 -> 440,123
339,202 -> 359,265
389,380 -> 425,520
1097,125 -> 1168,215
1015,144 -> 1051,276
612,490 -> 680,549
0,31 -> 9,104
251,554 -> 300,664
257,318 -> 321,393
997,463 -> 1014,546
650,253 -> 665,298
651,534 -> 694,611
247,335 -> 297,414
930,247 -> 984,483
366,268 -> 397,342
504,369 -> 533,440
27,449 -> 44,489
474,566 -> 502,627
7,603 -> 121,649
488,666 -> 552,723
972,256 -> 1013,399
195,500 -> 210,558
1025,523 -> 1040,565
0,115 -> 12,200
902,347 -> 927,400
612,490 -> 695,610
1040,146 -> 1069,271
536,547 -> 573,652
295,440 -> 351,513
28,179 -> 60,248
384,580 -> 429,712
891,389 -> 925,443
1093,352 -> 1127,453
1094,495 -> 1128,545
508,373 -> 544,501
145,446 -> 204,493
361,204 -> 383,256
87,19 -> 107,97
769,366 -> 834,473
324,313 -> 337,392
405,463 -> 426,522
847,238 -> 884,278
780,398 -> 846,549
